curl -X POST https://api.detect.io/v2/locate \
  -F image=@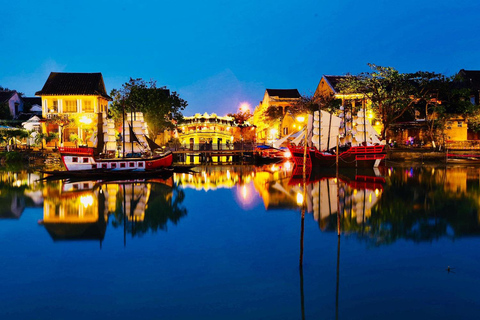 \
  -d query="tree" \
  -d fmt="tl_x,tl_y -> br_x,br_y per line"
293,92 -> 340,114
110,78 -> 187,139
34,132 -> 57,150
337,64 -> 413,139
0,102 -> 12,120
228,108 -> 253,125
